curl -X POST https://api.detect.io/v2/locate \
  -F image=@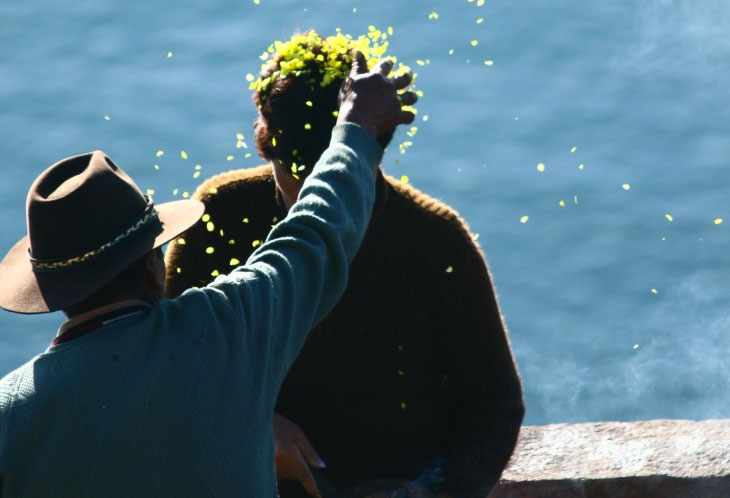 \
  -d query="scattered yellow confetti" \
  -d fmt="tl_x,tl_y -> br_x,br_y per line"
428,11 -> 439,19
242,217 -> 249,223
537,163 -> 545,172
472,233 -> 480,241
206,221 -> 215,232
388,26 -> 394,35
245,73 -> 255,82
448,49 -> 454,55
484,60 -> 494,66
397,369 -> 404,376
651,288 -> 659,294
400,401 -> 407,410
181,150 -> 188,159
714,218 -> 723,225
253,0 -> 259,4
416,60 -> 425,66
574,196 -> 579,204
229,258 -> 240,266
476,17 -> 484,23
146,189 -> 155,196
571,146 -> 577,152
477,0 -> 485,5
202,214 -> 211,222
520,215 -> 529,223
228,239 -> 236,245
397,345 -> 404,351
195,164 -> 201,170
176,267 -> 181,274
205,246 -> 215,254
167,51 -> 173,58
173,188 -> 178,195
622,184 -> 630,190
272,137 -> 277,147
104,115 -> 110,120
400,175 -> 409,183
227,155 -> 234,161
219,229 -> 224,236
211,269 -> 220,277
331,110 -> 339,117
633,344 -> 639,349
579,164 -> 584,170
471,40 -> 478,46
665,214 -> 673,222
193,171 -> 200,179
305,100 -> 313,107
177,238 -> 186,245
154,164 -> 159,170
252,240 -> 261,247
209,187 -> 218,194
236,132 -> 244,140
245,153 -> 252,158
156,150 -> 164,157
304,123 -> 312,130
559,200 -> 565,207
183,192 -> 190,198
445,266 -> 454,273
